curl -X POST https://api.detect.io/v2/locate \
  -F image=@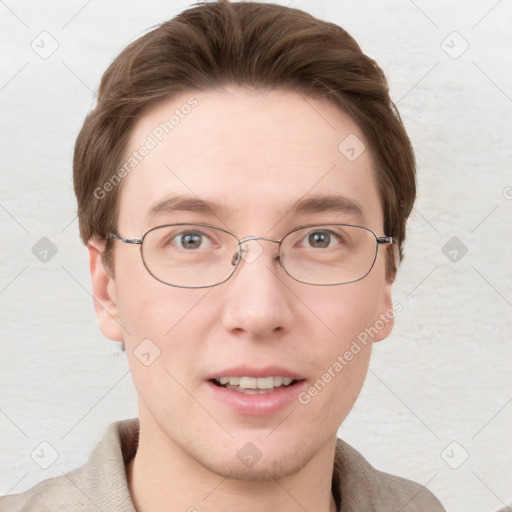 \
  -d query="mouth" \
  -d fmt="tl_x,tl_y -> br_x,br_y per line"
209,376 -> 301,394
205,366 -> 307,415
